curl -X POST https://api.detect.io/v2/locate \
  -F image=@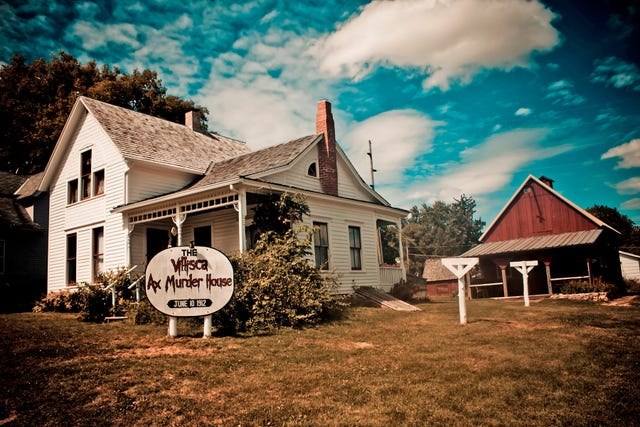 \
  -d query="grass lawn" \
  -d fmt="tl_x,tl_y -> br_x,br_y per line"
1,296 -> 639,426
